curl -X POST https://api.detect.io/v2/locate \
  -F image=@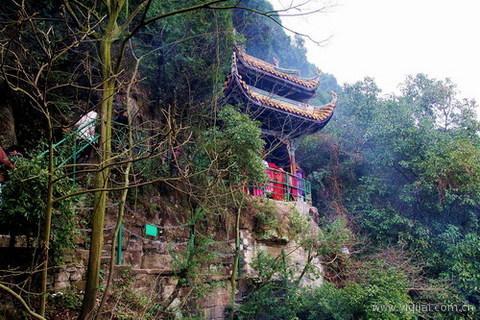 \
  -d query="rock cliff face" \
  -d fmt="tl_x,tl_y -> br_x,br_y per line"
0,197 -> 323,319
